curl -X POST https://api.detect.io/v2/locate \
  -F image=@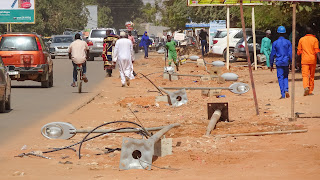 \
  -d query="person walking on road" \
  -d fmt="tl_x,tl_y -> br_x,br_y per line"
139,31 -> 151,59
270,26 -> 292,99
127,31 -> 137,76
297,27 -> 320,96
128,31 -> 135,45
199,29 -> 209,57
260,30 -> 272,67
166,35 -> 179,71
102,30 -> 119,77
69,33 -> 89,87
113,31 -> 135,87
